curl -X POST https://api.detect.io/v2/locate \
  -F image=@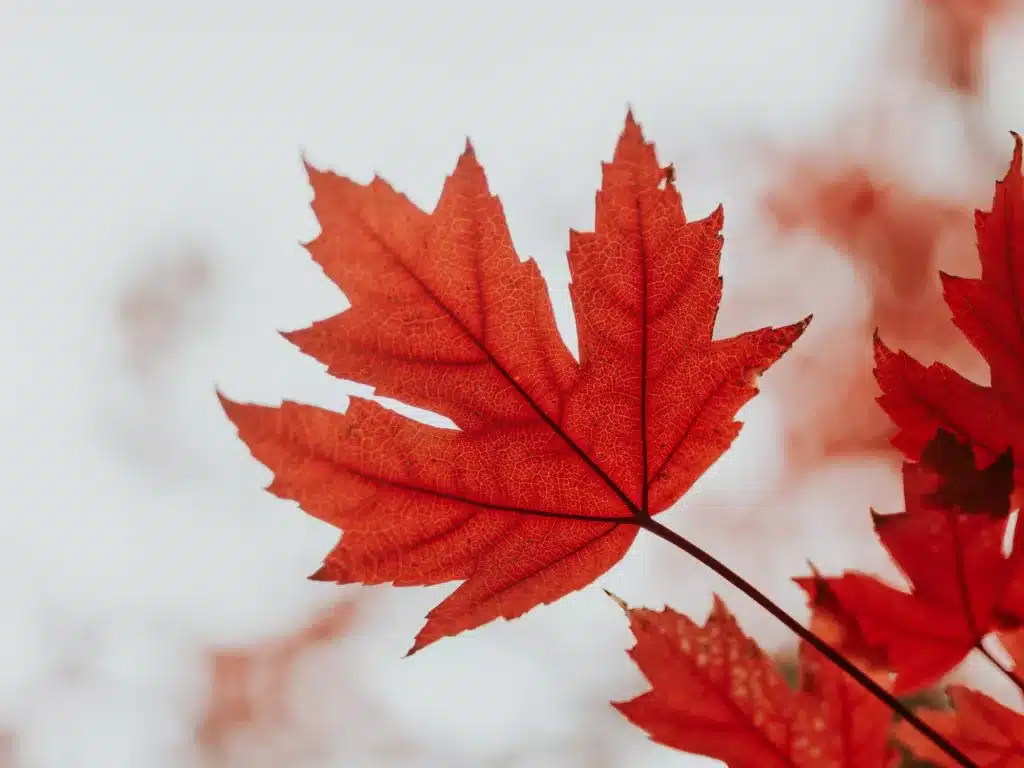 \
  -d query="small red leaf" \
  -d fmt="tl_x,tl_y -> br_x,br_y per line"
762,140 -> 973,469
911,0 -> 1022,94
896,684 -> 1024,767
798,430 -> 1021,694
612,594 -> 896,766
